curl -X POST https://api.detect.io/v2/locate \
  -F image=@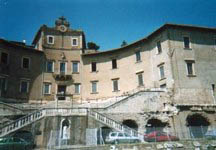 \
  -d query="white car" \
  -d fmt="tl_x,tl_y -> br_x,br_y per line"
105,132 -> 141,144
